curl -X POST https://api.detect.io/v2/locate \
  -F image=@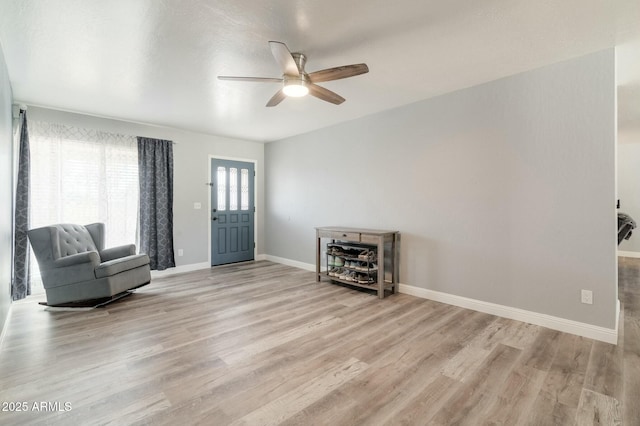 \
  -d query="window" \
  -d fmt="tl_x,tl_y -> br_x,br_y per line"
29,121 -> 139,290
